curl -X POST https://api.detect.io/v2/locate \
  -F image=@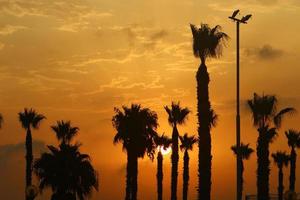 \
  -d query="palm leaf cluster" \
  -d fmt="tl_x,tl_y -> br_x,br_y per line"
34,143 -> 98,200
